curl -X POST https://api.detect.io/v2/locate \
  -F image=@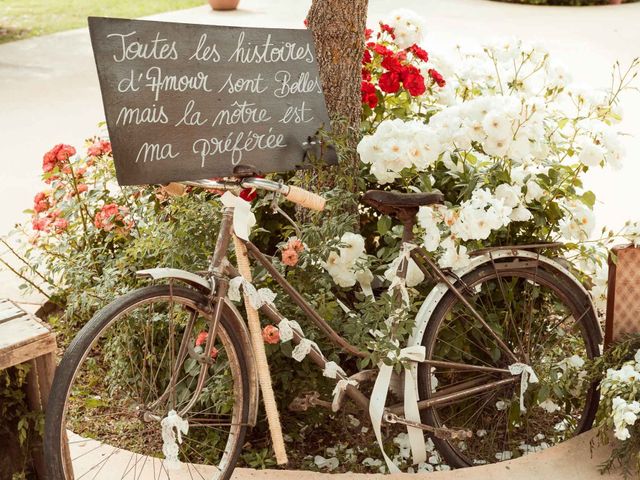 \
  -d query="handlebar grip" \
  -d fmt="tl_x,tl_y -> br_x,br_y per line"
285,186 -> 326,211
